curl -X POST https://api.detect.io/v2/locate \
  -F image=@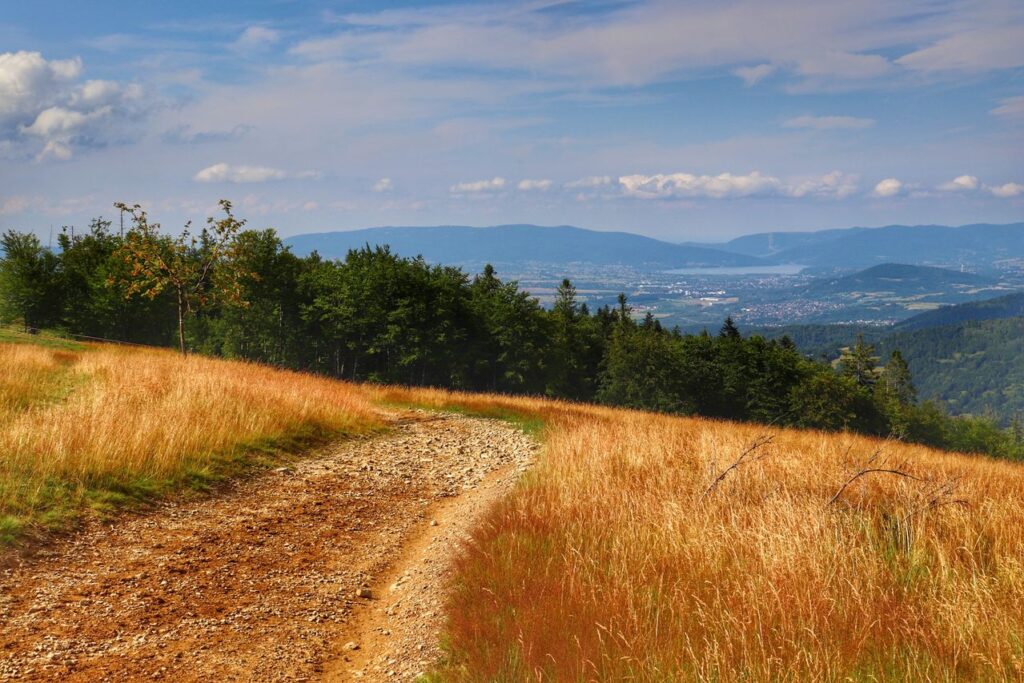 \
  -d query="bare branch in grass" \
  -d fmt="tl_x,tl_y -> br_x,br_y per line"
700,434 -> 774,500
827,446 -> 926,505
